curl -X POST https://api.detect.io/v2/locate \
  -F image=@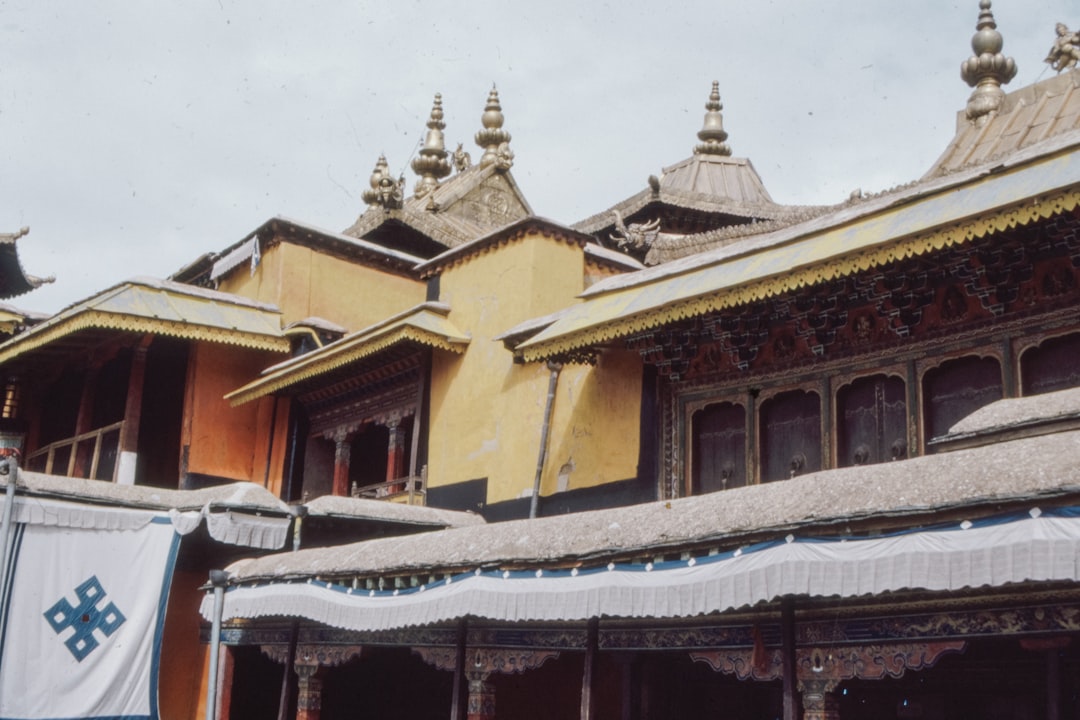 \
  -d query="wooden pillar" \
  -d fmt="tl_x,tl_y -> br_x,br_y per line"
580,617 -> 599,720
466,673 -> 495,720
218,646 -> 236,720
117,337 -> 152,485
1047,648 -> 1061,720
294,664 -> 323,720
70,366 -> 99,478
781,598 -> 797,720
331,430 -> 351,497
800,678 -> 840,720
74,367 -> 99,437
386,423 -> 406,484
450,619 -> 468,720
